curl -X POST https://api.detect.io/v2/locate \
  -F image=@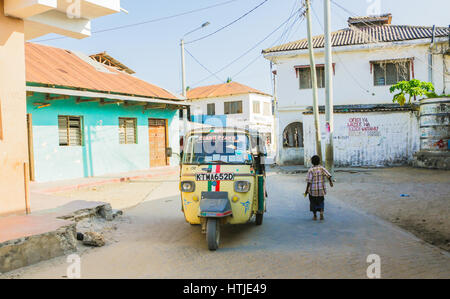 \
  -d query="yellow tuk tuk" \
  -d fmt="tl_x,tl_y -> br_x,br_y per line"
180,127 -> 267,250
